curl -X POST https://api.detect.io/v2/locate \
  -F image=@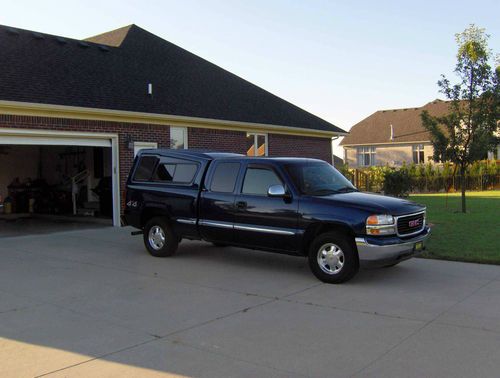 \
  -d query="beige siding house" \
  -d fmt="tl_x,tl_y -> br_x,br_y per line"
340,100 -> 451,168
